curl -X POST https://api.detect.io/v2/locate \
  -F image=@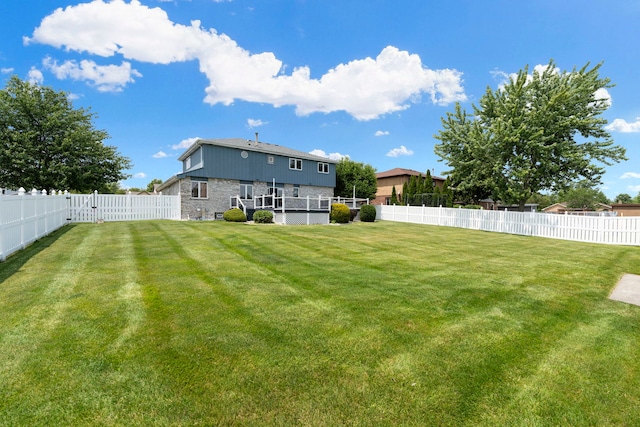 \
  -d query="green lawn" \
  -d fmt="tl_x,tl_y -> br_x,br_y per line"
1,220 -> 640,426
